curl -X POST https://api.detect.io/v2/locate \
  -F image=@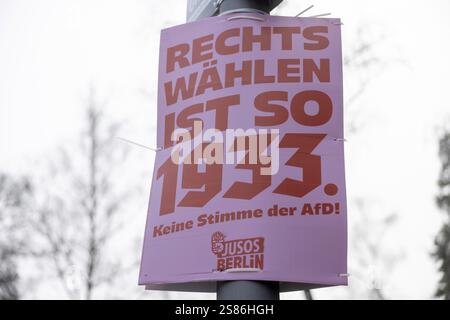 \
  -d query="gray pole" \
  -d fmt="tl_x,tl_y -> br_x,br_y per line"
217,0 -> 274,15
217,281 -> 279,300
214,0 -> 278,301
